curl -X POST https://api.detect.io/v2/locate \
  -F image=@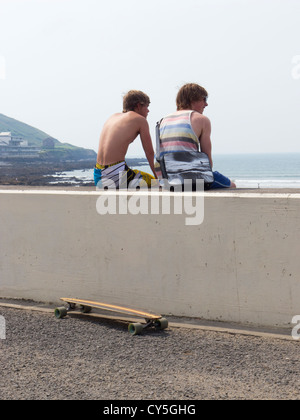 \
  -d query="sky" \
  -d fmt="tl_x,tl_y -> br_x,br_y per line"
0,0 -> 300,157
